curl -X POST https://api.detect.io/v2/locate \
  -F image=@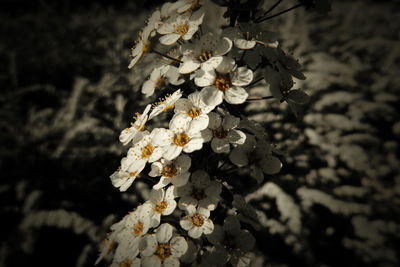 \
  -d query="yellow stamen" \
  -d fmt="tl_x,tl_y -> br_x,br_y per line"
173,133 -> 190,147
191,213 -> 204,227
141,144 -> 155,158
174,23 -> 189,36
155,243 -> 172,261
162,165 -> 178,178
132,222 -> 144,237
215,74 -> 231,91
187,107 -> 201,118
155,201 -> 168,214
